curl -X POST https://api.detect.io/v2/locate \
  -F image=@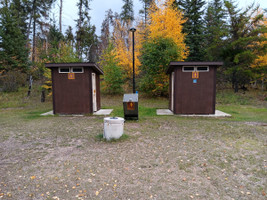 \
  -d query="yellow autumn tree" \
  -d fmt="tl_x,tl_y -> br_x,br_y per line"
147,0 -> 188,60
138,0 -> 188,96
113,19 -> 144,81
251,12 -> 267,90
